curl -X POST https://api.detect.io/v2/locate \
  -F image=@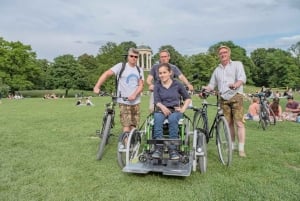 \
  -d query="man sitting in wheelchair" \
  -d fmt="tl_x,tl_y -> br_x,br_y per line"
152,63 -> 191,160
